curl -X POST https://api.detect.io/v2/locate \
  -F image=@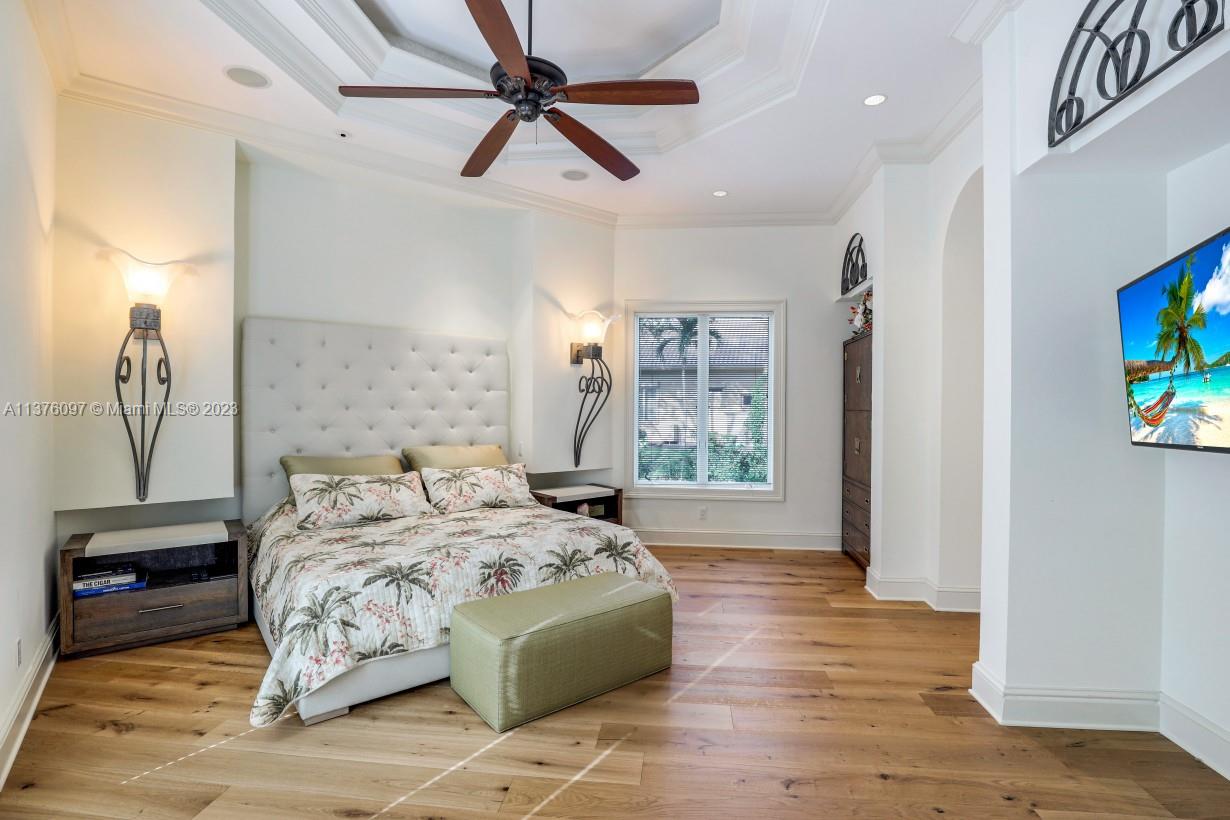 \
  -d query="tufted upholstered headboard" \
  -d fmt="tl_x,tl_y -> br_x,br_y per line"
241,316 -> 509,522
